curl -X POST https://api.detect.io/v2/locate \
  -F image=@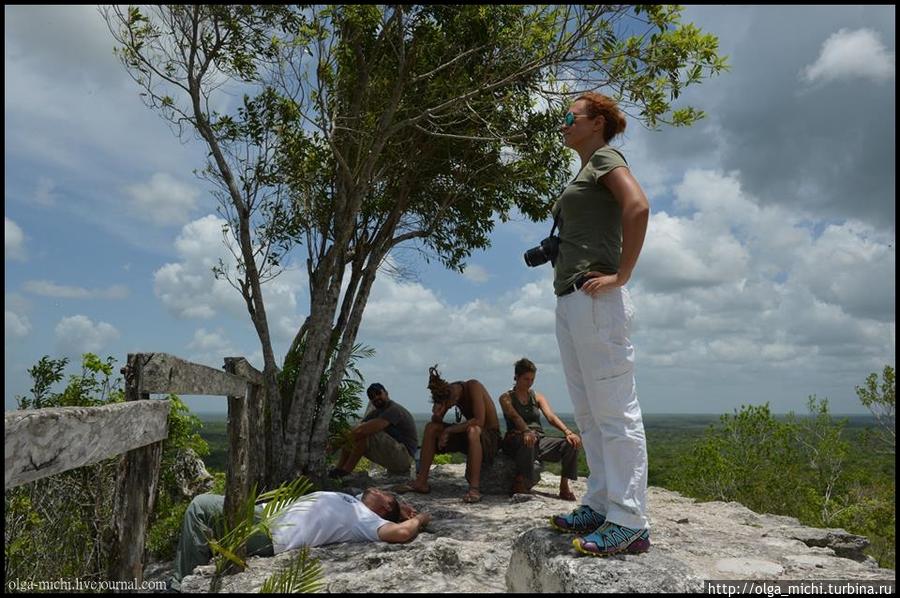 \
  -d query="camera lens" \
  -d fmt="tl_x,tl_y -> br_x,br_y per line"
524,245 -> 549,267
